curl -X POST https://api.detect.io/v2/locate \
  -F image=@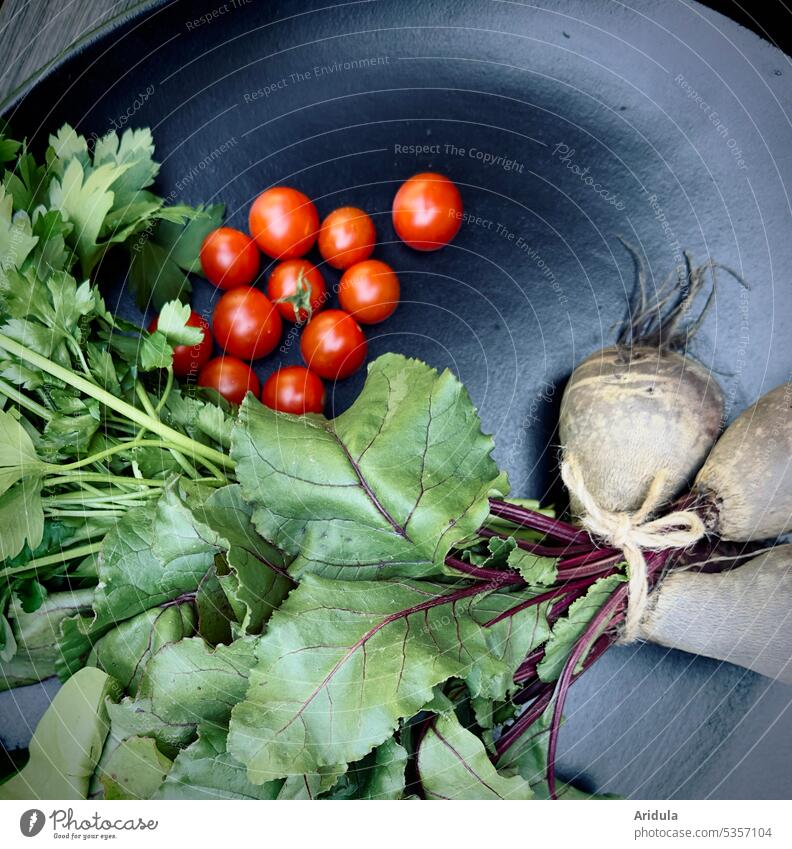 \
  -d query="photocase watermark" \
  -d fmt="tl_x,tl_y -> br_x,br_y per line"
550,141 -> 683,269
395,142 -> 525,174
279,321 -> 303,355
242,56 -> 390,103
675,74 -> 748,170
83,85 -> 156,146
19,809 -> 45,838
110,85 -> 155,132
186,0 -> 252,31
173,306 -> 213,387
17,807 -> 159,838
550,143 -> 625,210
